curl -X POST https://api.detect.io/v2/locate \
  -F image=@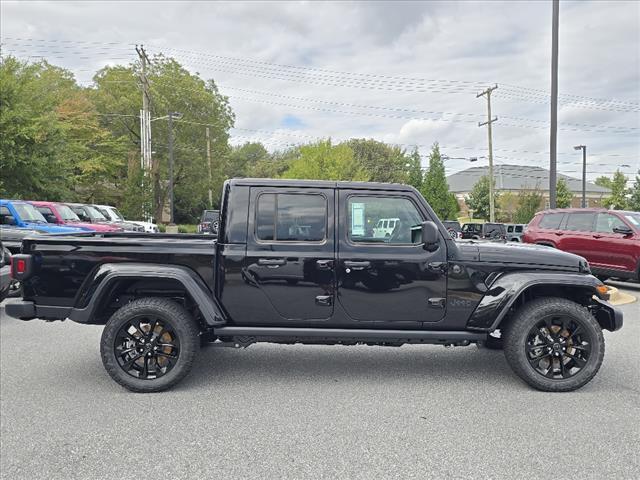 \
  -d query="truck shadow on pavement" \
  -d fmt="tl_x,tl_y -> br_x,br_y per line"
179,345 -> 522,391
